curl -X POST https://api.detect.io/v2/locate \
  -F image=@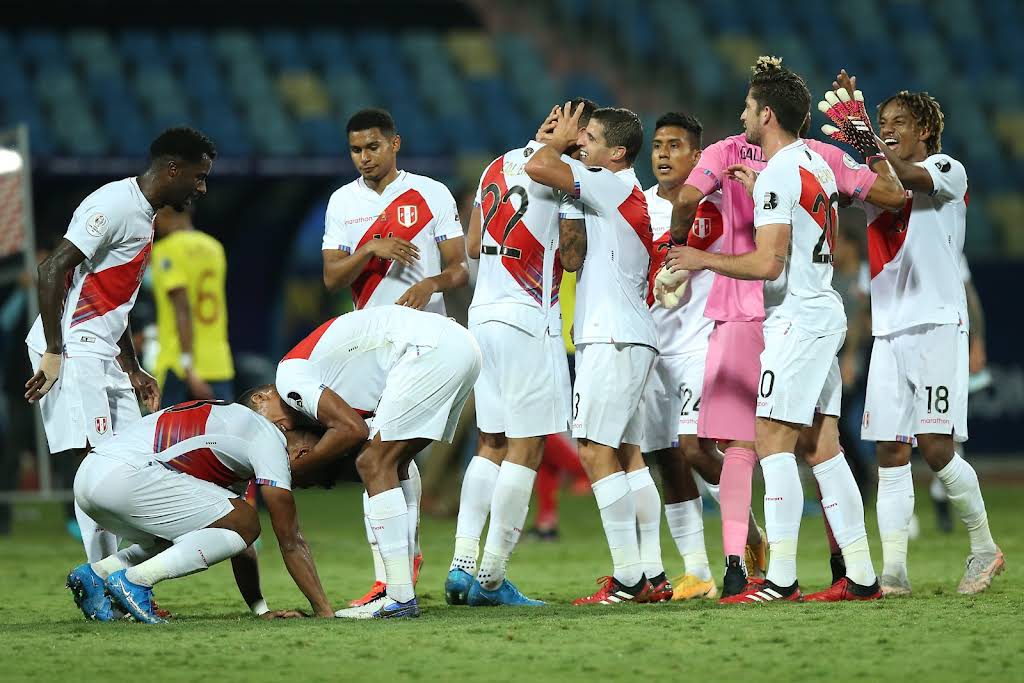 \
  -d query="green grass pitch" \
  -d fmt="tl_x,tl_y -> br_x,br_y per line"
0,478 -> 1020,683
